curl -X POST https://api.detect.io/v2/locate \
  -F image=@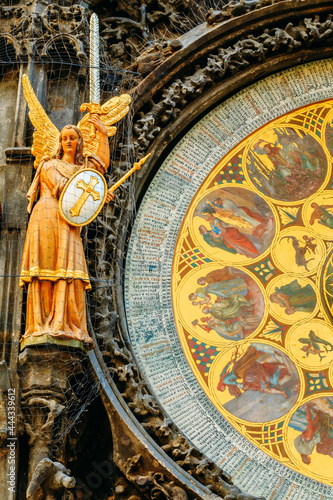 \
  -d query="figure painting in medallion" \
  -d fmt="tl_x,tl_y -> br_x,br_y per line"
247,127 -> 327,202
298,330 -> 333,362
189,267 -> 264,341
194,187 -> 275,260
309,202 -> 333,229
270,279 -> 316,316
216,343 -> 300,422
19,75 -> 132,350
289,398 -> 333,467
280,234 -> 318,272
